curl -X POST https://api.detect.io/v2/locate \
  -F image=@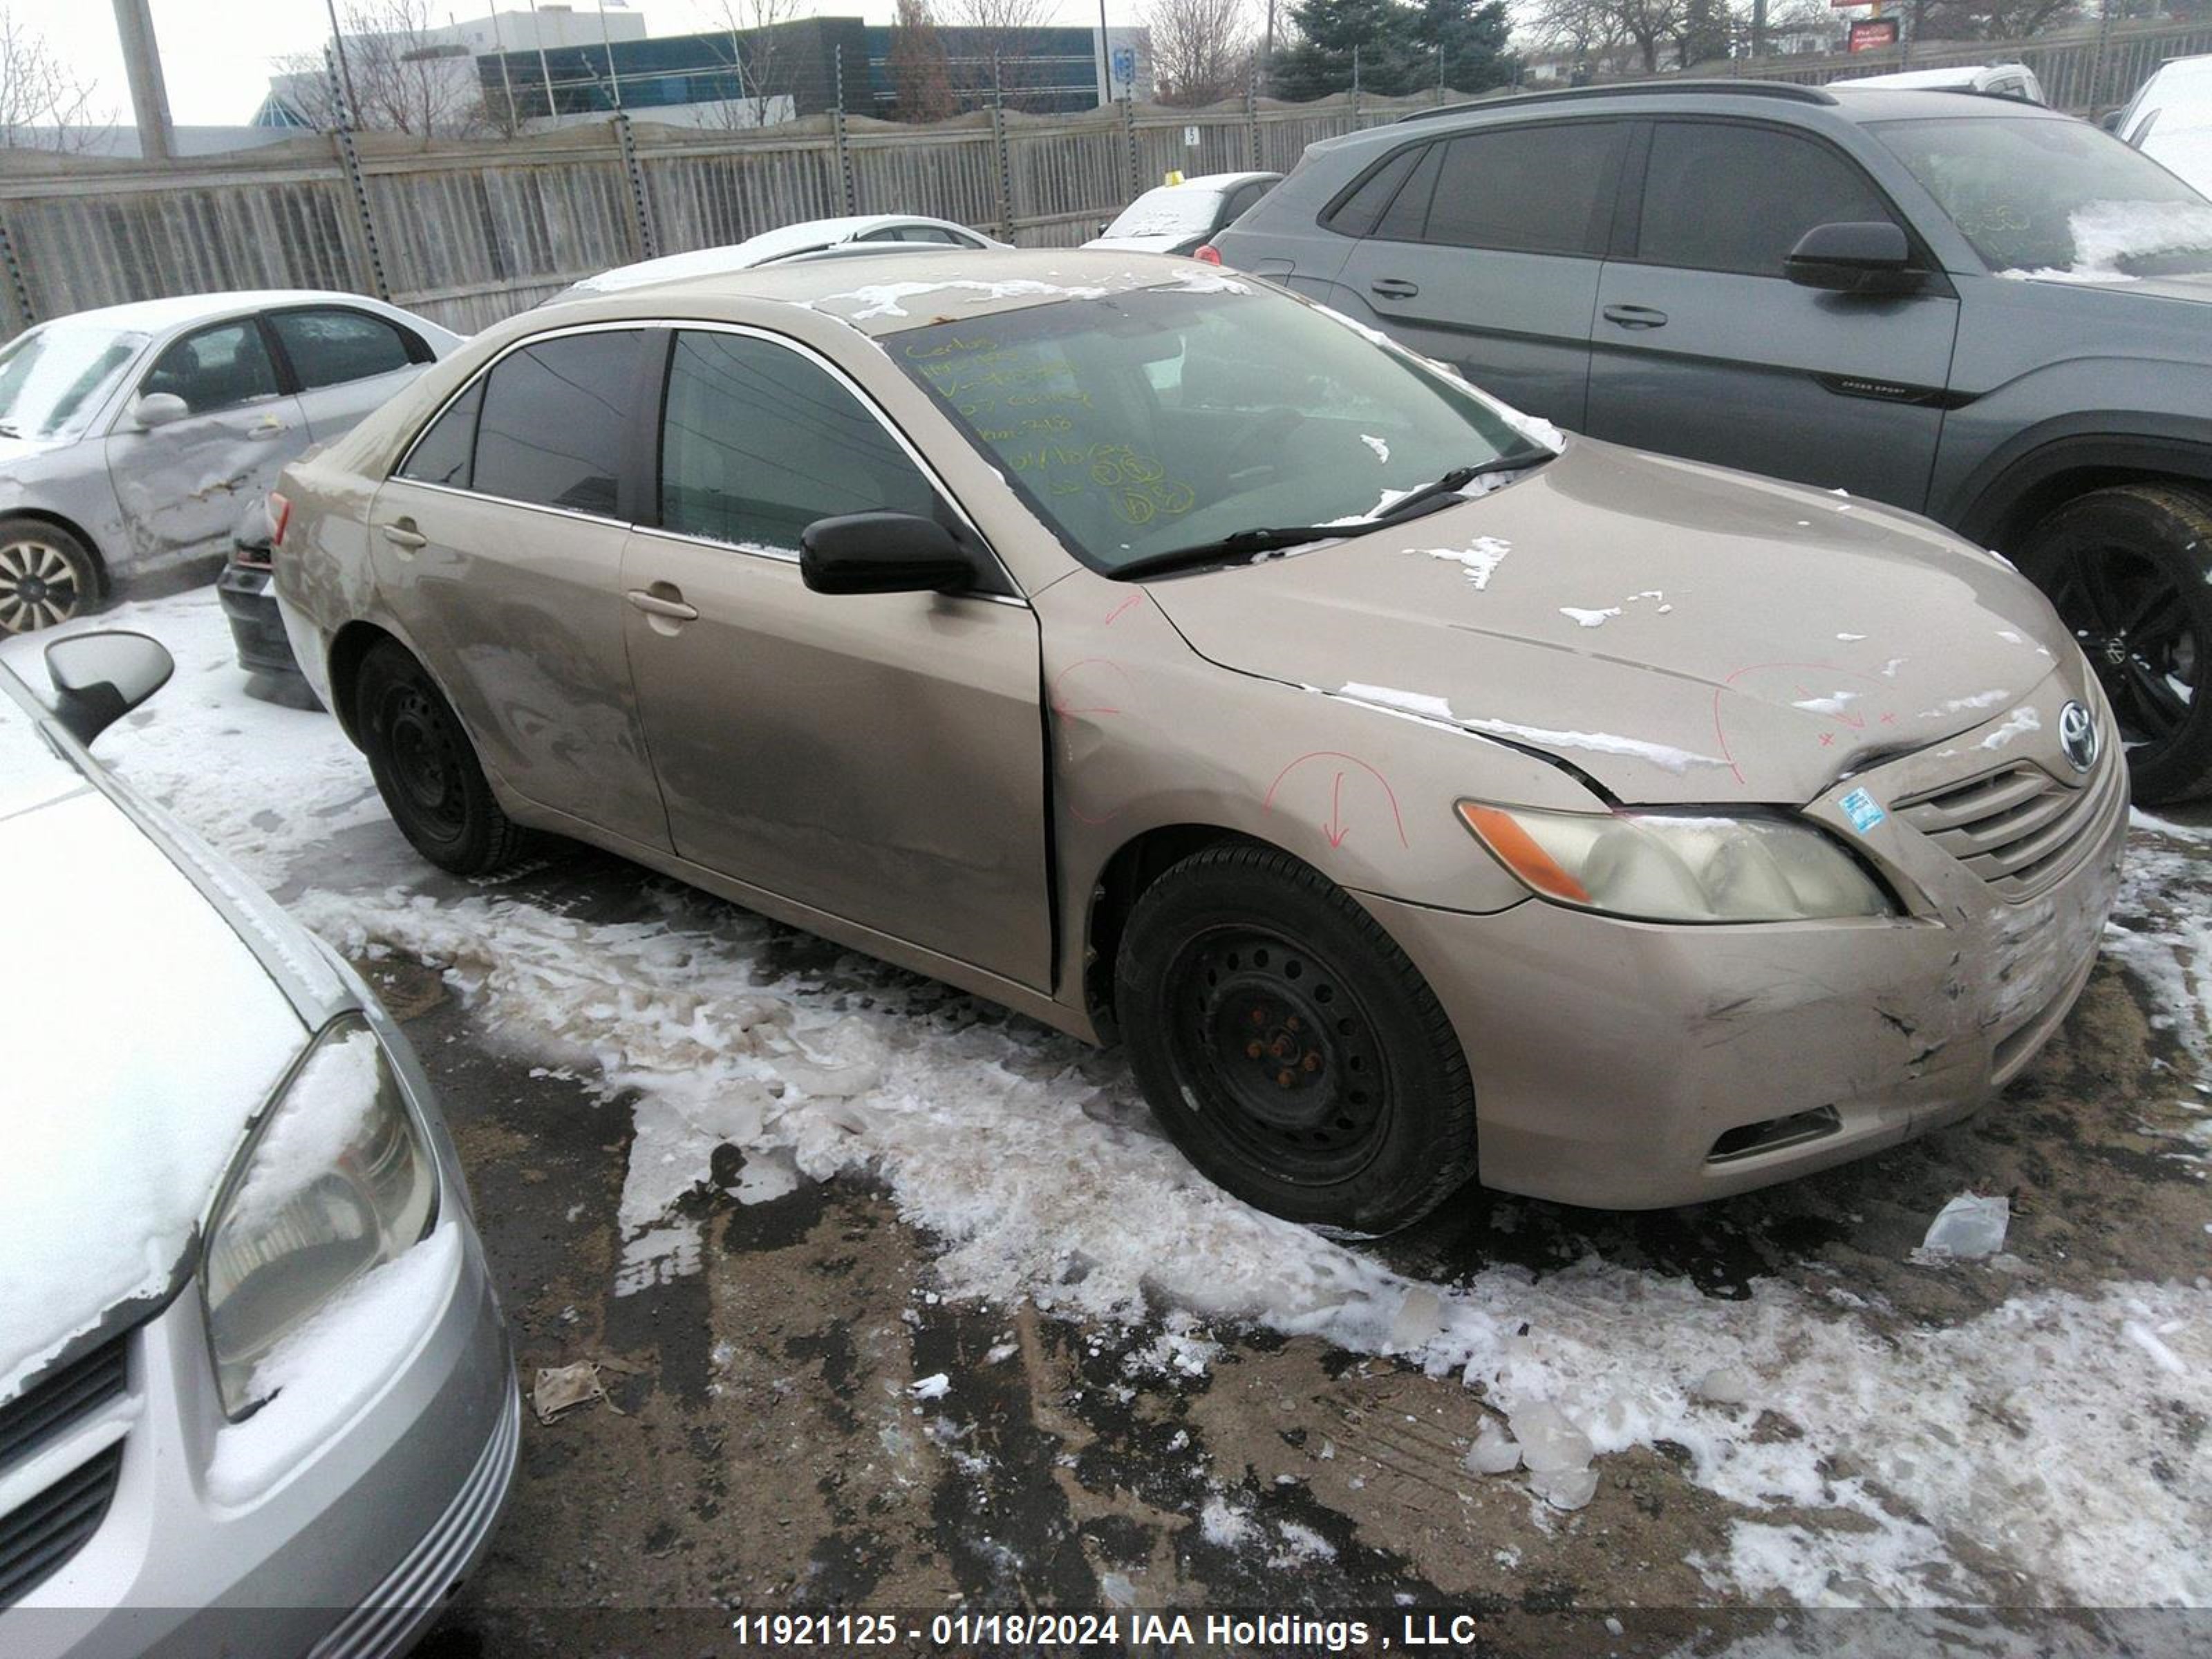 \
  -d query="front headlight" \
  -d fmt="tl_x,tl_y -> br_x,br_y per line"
1456,802 -> 1893,923
202,1017 -> 438,1417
